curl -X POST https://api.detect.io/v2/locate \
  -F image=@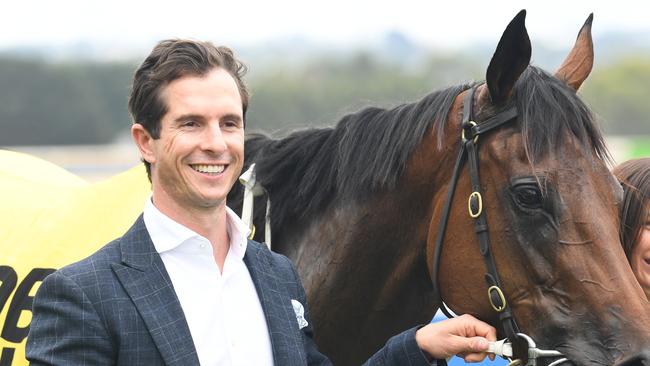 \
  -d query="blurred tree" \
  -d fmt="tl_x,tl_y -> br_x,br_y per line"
582,55 -> 650,135
0,57 -> 133,145
0,52 -> 647,146
246,51 -> 482,136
